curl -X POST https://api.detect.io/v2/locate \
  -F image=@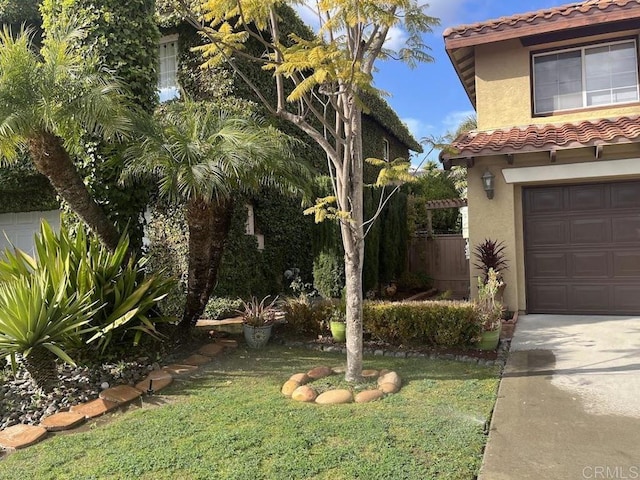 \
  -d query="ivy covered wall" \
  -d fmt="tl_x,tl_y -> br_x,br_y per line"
149,7 -> 418,299
40,0 -> 160,250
